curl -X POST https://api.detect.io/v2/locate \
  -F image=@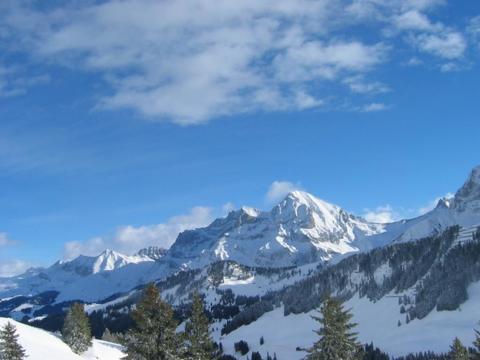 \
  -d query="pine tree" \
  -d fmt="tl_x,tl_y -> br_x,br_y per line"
184,292 -> 216,360
448,337 -> 468,360
121,283 -> 183,360
304,296 -> 360,360
0,322 -> 26,360
472,329 -> 480,360
62,303 -> 92,354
